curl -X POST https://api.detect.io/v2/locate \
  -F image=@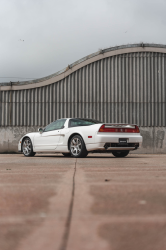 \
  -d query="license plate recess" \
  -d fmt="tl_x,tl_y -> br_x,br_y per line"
119,138 -> 128,145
